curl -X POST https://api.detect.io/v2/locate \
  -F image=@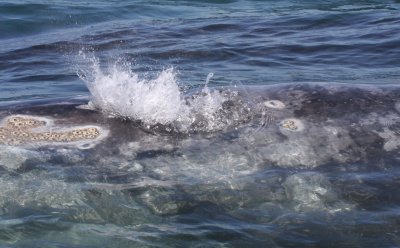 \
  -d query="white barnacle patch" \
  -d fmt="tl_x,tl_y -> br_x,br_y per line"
279,118 -> 305,132
264,100 -> 286,109
0,115 -> 108,148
